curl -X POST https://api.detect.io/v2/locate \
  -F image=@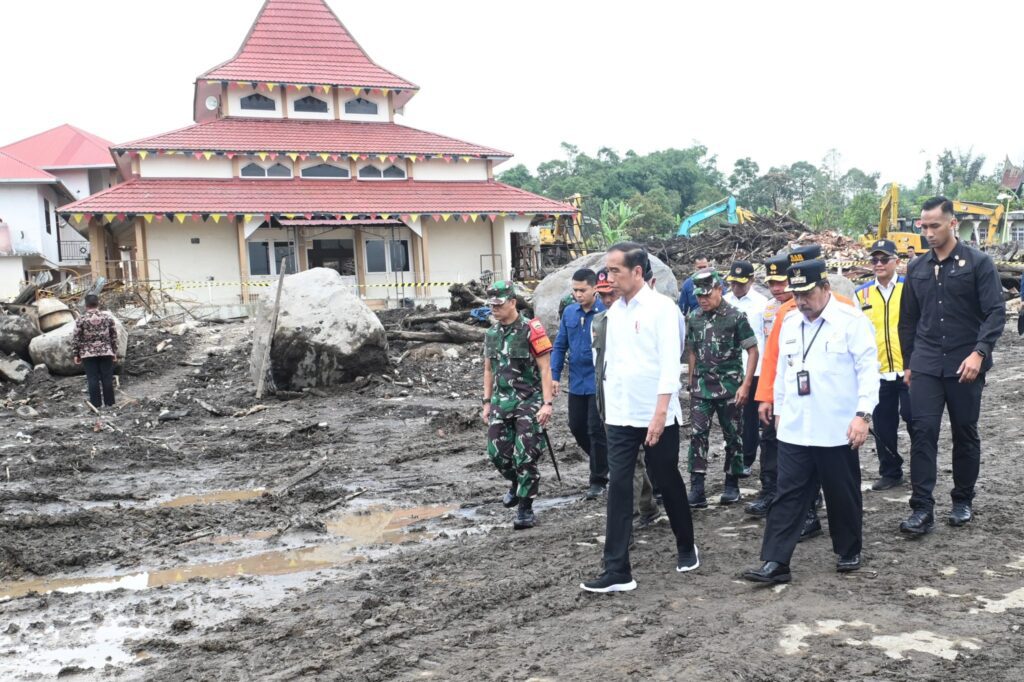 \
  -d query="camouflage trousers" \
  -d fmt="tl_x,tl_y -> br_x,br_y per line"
688,396 -> 744,475
486,402 -> 542,499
